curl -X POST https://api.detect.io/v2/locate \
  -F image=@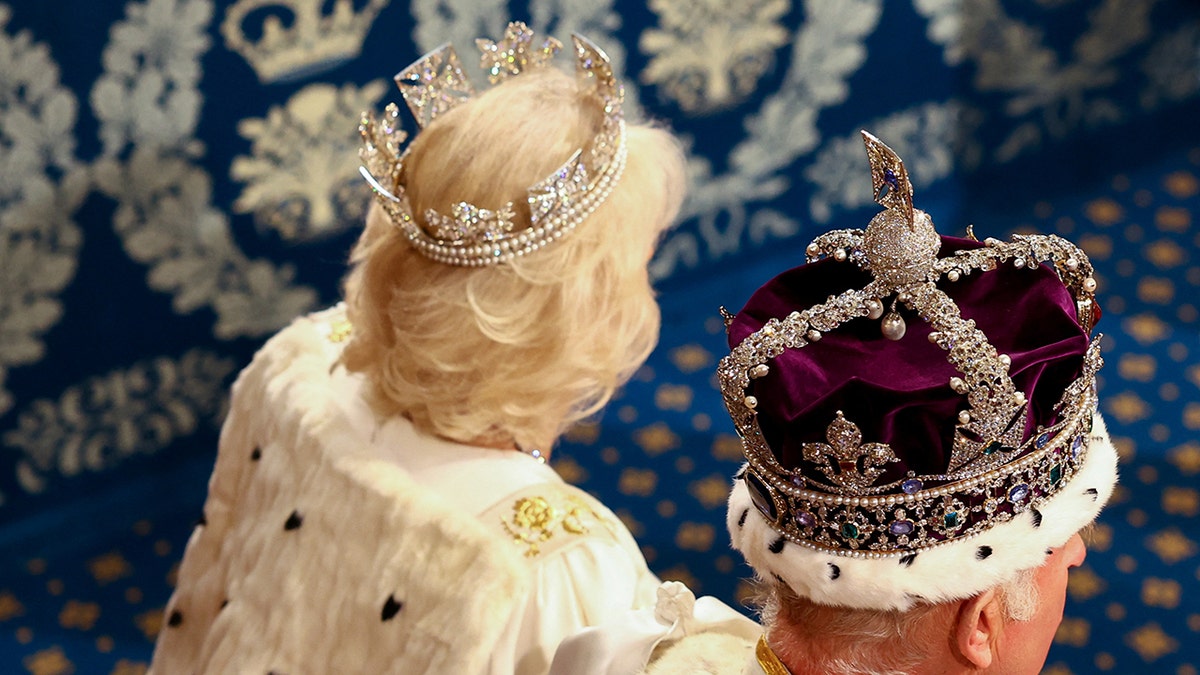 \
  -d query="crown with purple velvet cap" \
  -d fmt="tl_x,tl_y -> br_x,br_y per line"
720,132 -> 1118,611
